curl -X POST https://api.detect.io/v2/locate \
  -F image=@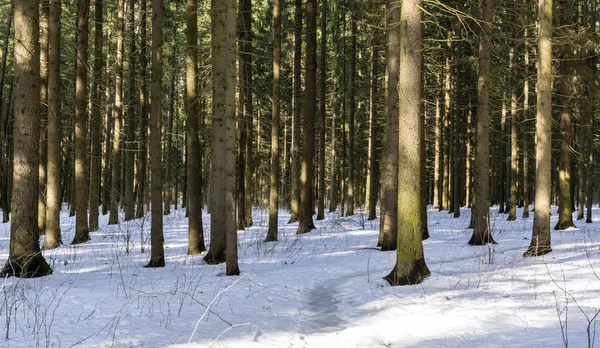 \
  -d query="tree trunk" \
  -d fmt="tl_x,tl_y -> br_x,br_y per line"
266,0 -> 281,242
164,27 -> 176,217
522,26 -> 530,219
136,0 -> 148,219
378,0 -> 399,250
38,0 -> 49,234
1,0 -> 52,277
0,4 -> 12,223
289,0 -> 302,223
109,0 -> 125,225
366,34 -> 379,221
205,0 -> 240,277
123,0 -> 136,221
147,0 -> 165,268
296,0 -> 317,234
524,0 -> 553,256
89,0 -> 103,232
385,0 -> 430,286
243,0 -> 253,227
554,0 -> 575,230
186,0 -> 206,253
346,9 -> 356,217
316,0 -> 327,221
44,0 -> 62,249
507,20 -> 518,221
469,0 -> 496,246
72,0 -> 90,245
